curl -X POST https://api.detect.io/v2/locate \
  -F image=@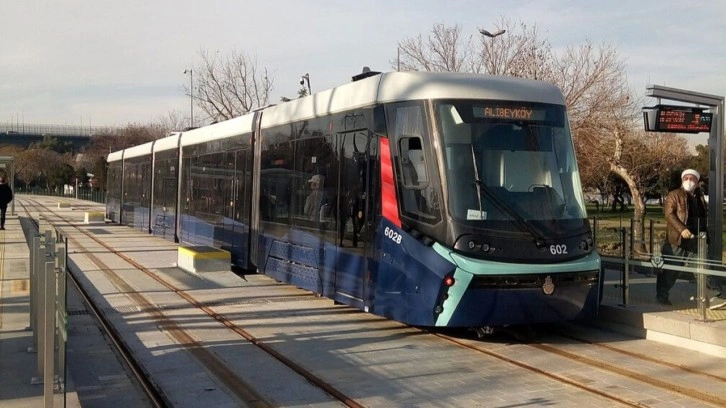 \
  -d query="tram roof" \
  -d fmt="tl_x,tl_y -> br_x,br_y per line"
123,140 -> 154,159
153,132 -> 181,153
107,150 -> 123,163
180,114 -> 254,147
261,71 -> 565,128
106,72 -> 568,159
